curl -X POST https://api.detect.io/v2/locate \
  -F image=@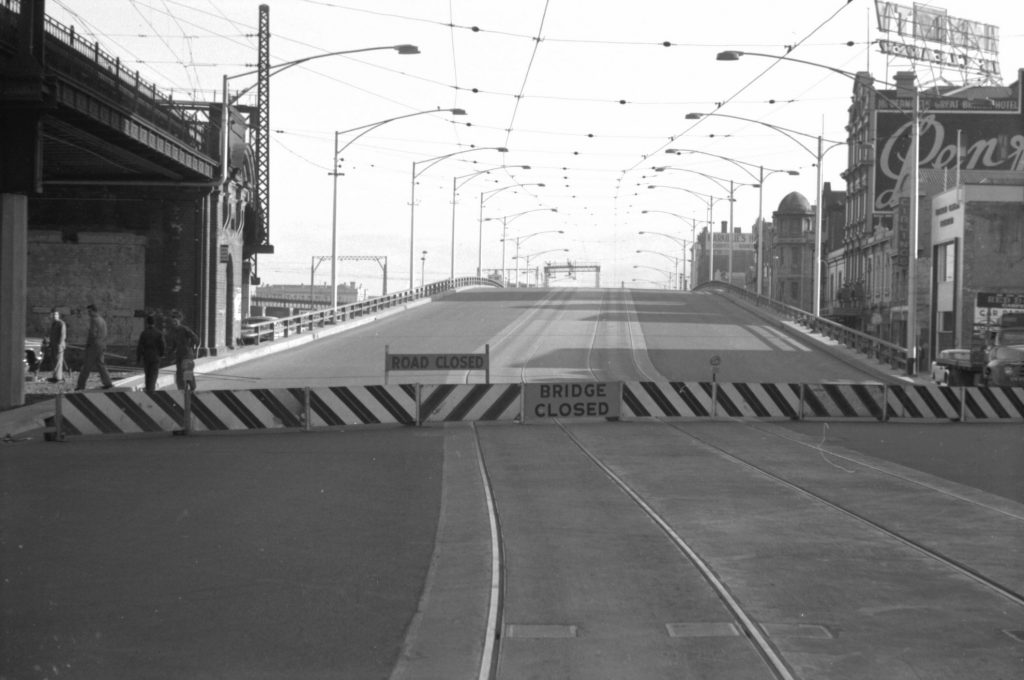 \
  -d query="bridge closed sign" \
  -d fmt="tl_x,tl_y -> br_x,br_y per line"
524,382 -> 622,421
